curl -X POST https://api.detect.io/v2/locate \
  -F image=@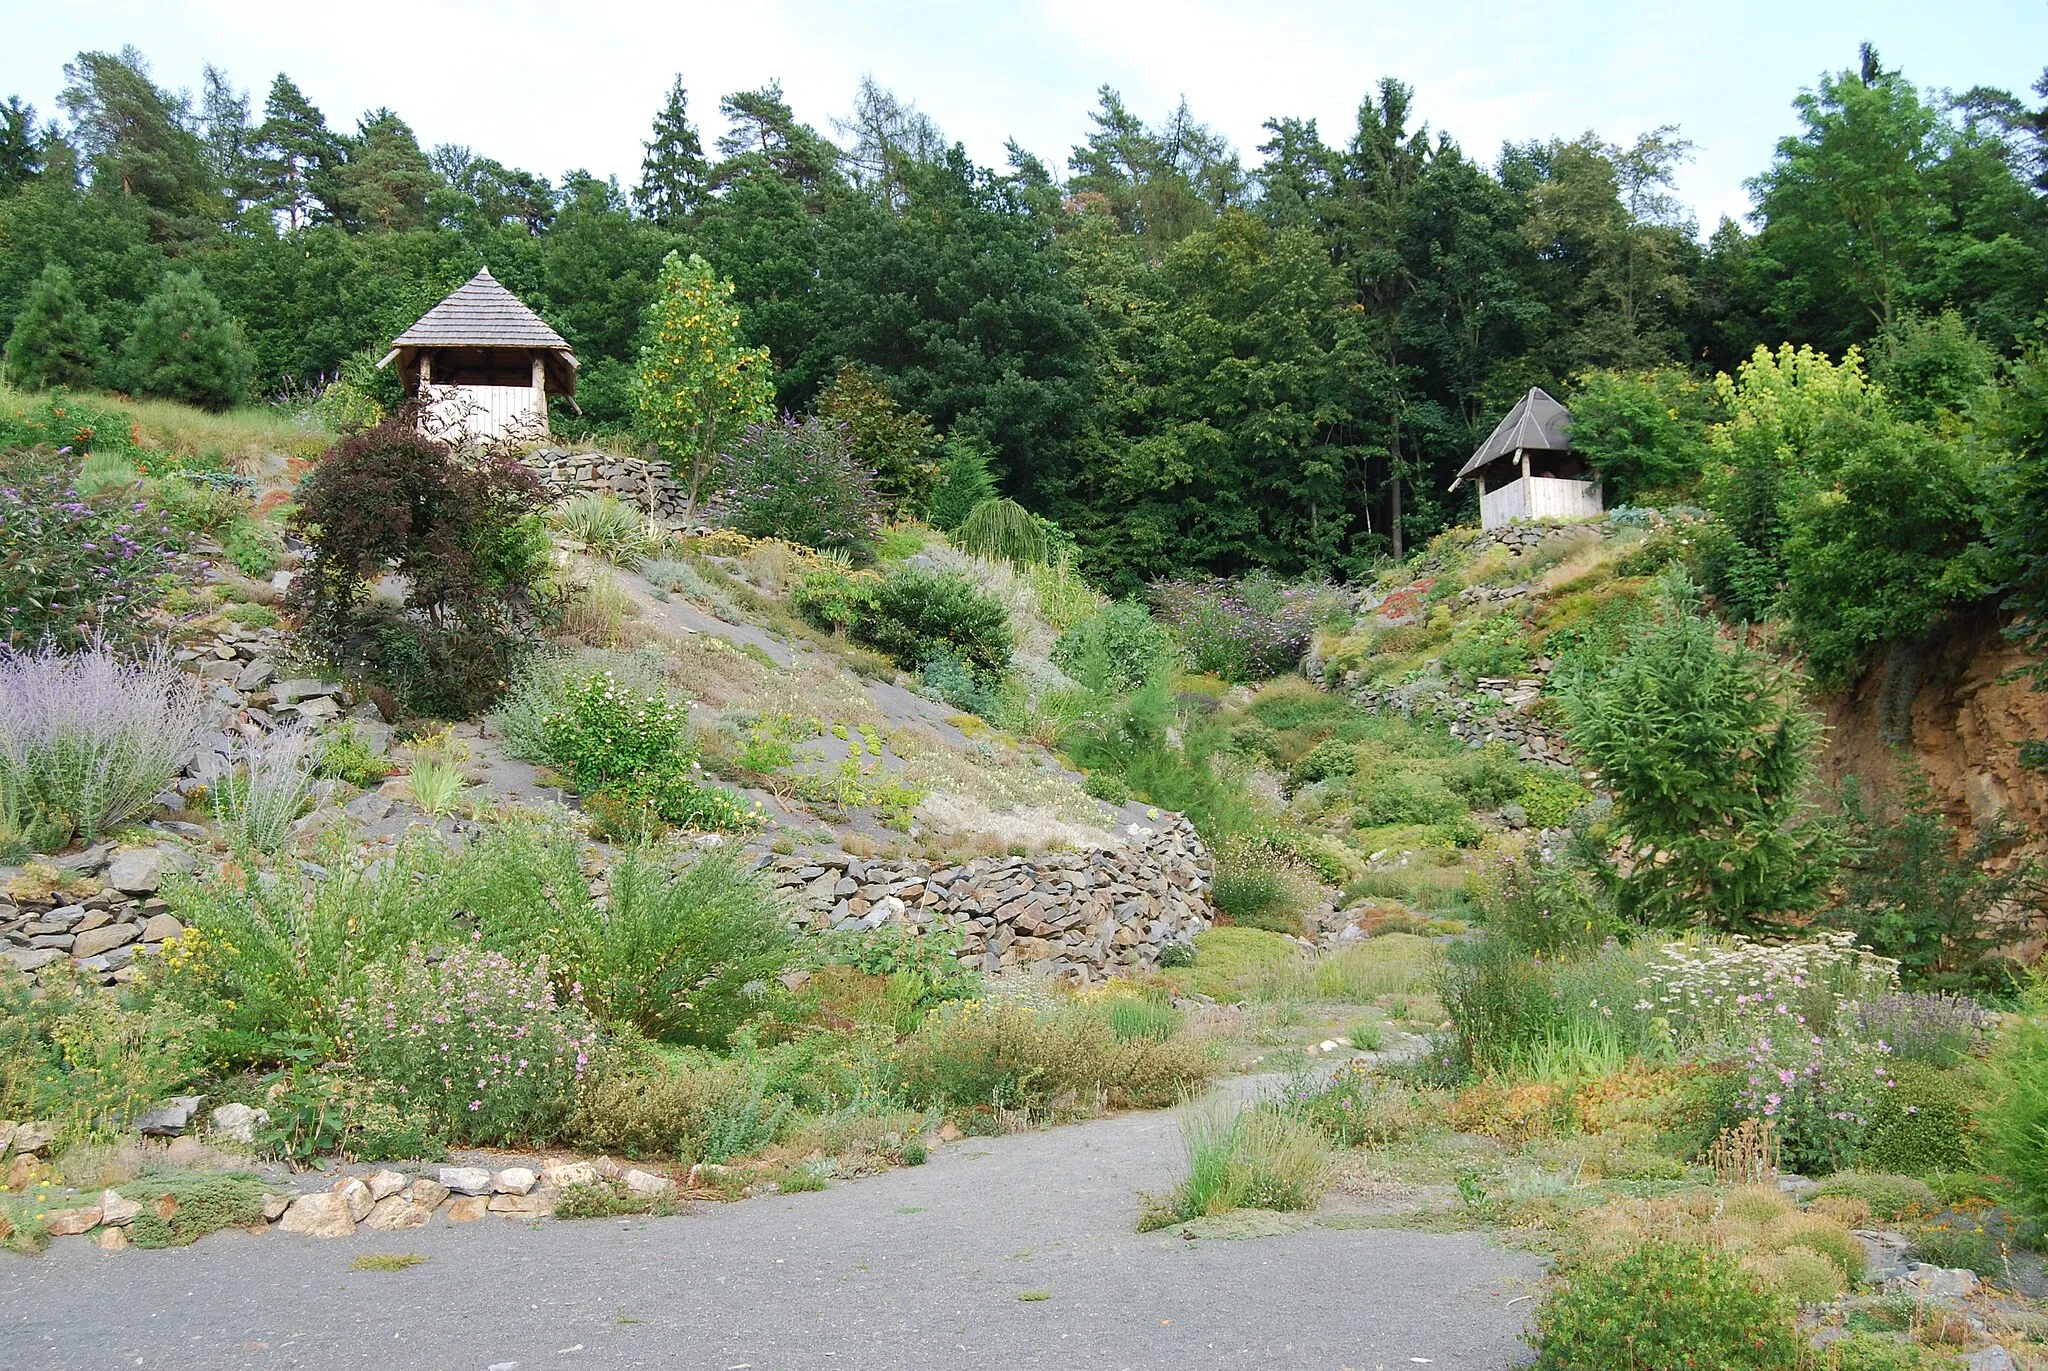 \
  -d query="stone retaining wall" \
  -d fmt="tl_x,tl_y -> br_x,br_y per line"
769,816 -> 1212,981
524,447 -> 697,528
